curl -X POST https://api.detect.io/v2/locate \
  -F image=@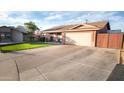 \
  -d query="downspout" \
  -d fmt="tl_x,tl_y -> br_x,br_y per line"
121,34 -> 123,49
94,31 -> 97,47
